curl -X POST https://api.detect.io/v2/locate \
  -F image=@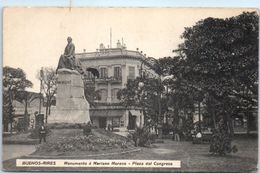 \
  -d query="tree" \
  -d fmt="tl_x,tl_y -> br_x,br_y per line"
3,91 -> 14,132
118,77 -> 167,132
172,11 -> 258,154
3,66 -> 33,132
37,67 -> 57,123
15,91 -> 40,130
158,56 -> 203,139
